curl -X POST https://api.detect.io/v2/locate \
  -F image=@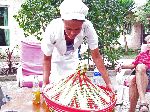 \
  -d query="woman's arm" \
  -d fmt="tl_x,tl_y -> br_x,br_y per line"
43,54 -> 51,85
